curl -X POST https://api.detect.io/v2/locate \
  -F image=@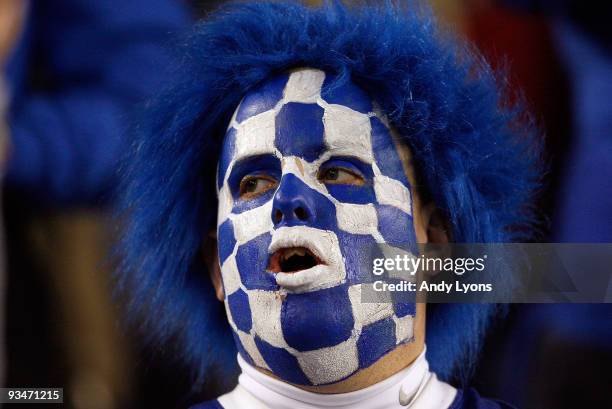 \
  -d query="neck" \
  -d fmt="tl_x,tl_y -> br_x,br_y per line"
219,345 -> 457,409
